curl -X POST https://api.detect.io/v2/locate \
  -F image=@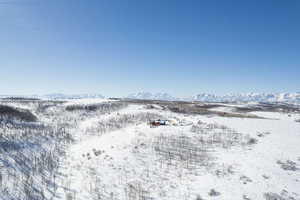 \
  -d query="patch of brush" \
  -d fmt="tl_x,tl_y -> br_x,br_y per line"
190,120 -> 254,149
0,105 -> 37,122
65,102 -> 127,112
